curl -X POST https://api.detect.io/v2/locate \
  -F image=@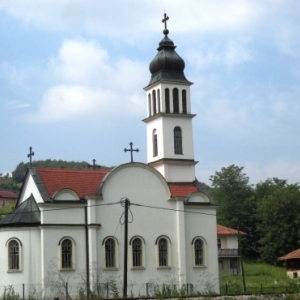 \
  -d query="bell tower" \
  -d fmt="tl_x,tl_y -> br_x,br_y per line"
143,14 -> 198,182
